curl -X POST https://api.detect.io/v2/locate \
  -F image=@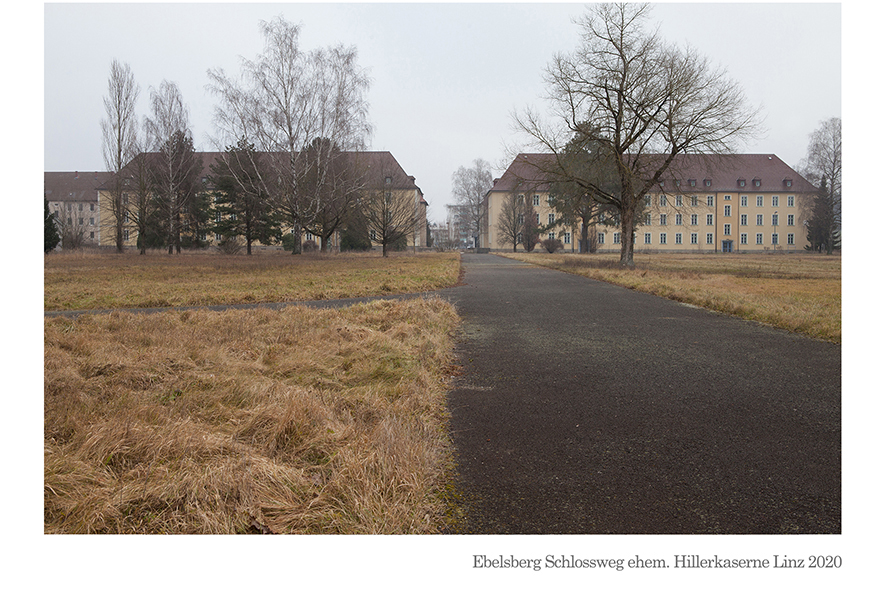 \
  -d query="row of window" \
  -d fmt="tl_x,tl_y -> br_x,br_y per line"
645,213 -> 796,226
630,232 -> 796,246
645,195 -> 796,208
